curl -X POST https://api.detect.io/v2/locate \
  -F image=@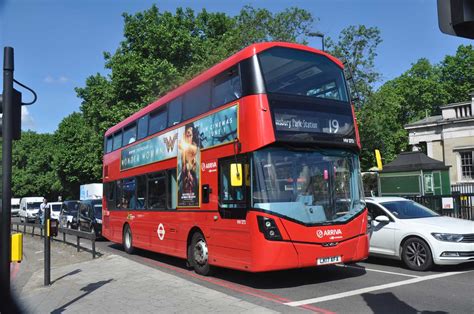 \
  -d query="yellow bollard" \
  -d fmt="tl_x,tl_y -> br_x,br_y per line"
11,233 -> 23,262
